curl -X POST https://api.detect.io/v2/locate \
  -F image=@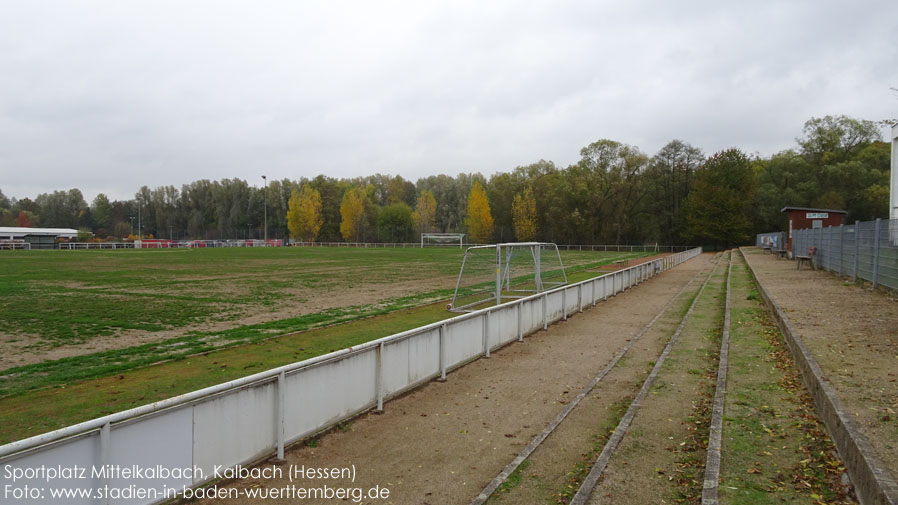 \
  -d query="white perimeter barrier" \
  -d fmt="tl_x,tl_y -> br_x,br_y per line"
0,248 -> 702,505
